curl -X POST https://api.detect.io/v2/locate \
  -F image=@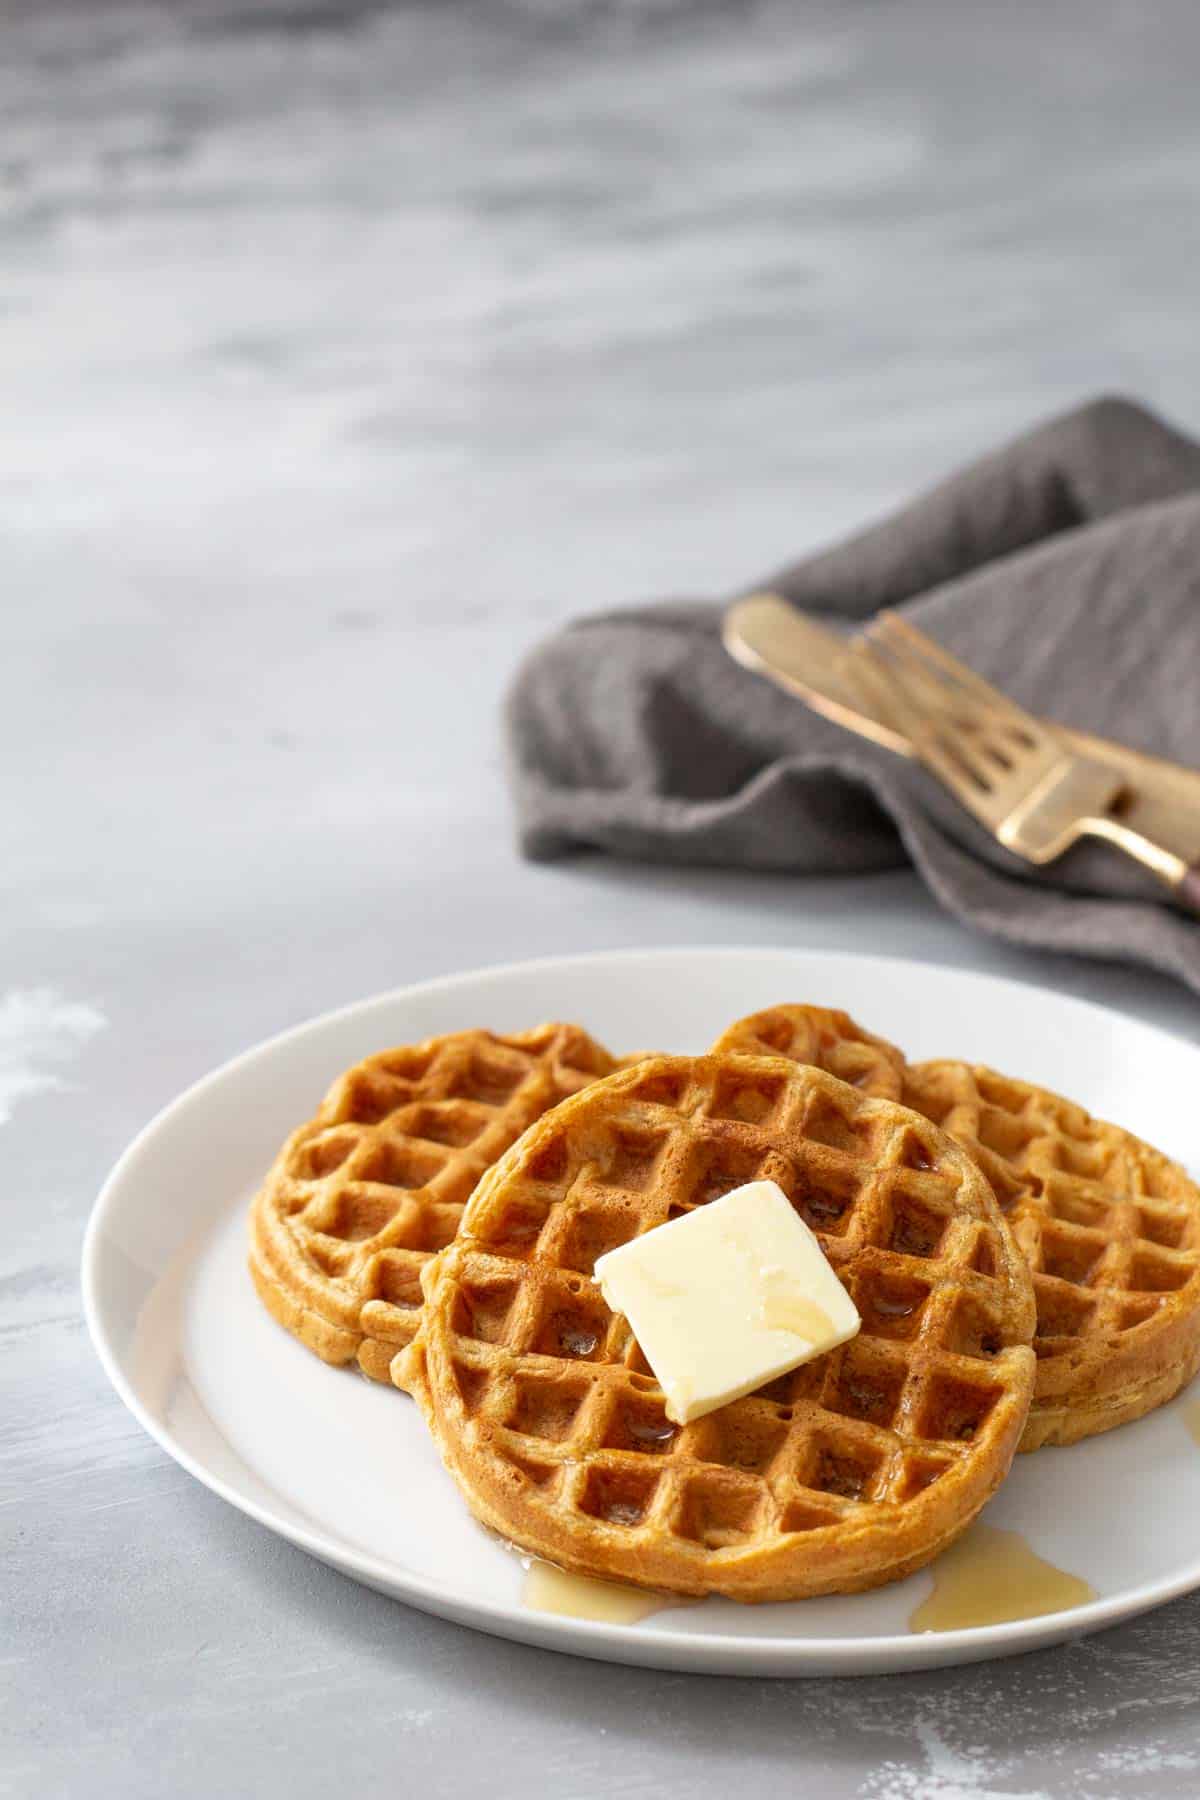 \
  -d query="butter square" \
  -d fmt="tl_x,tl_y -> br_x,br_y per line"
594,1178 -> 860,1425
